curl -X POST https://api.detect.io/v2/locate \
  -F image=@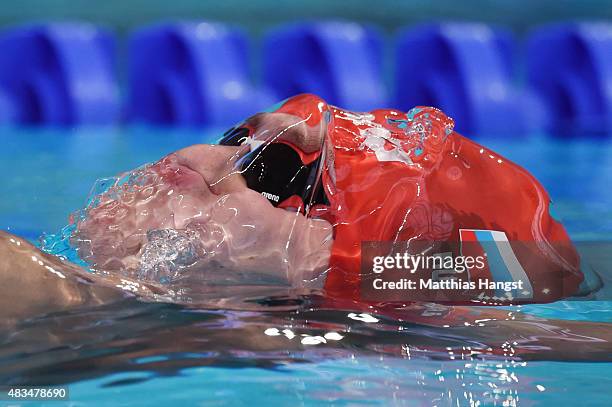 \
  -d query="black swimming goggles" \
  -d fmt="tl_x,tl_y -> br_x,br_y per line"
219,124 -> 329,212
